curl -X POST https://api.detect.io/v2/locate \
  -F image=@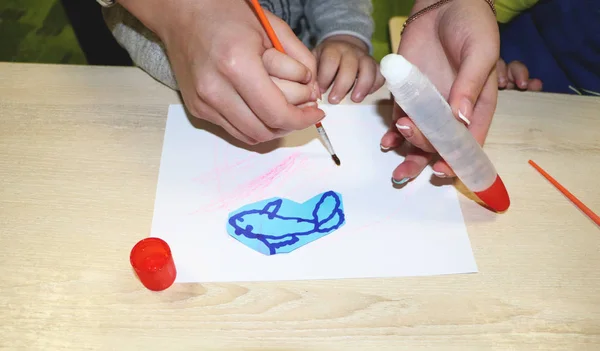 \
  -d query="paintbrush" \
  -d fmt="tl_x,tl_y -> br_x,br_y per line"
249,0 -> 341,166
529,160 -> 599,226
